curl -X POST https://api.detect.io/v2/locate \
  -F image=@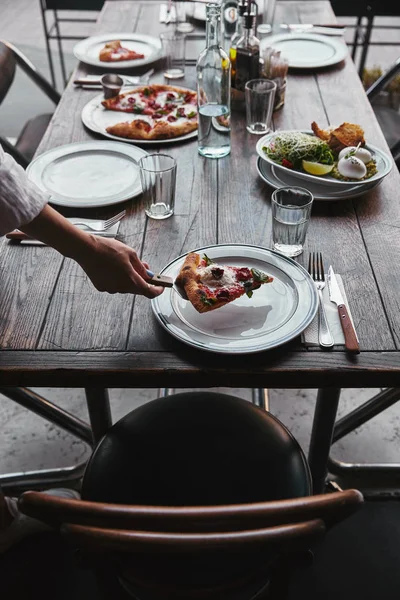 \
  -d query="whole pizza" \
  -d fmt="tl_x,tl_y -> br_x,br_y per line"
101,84 -> 198,141
175,252 -> 274,313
